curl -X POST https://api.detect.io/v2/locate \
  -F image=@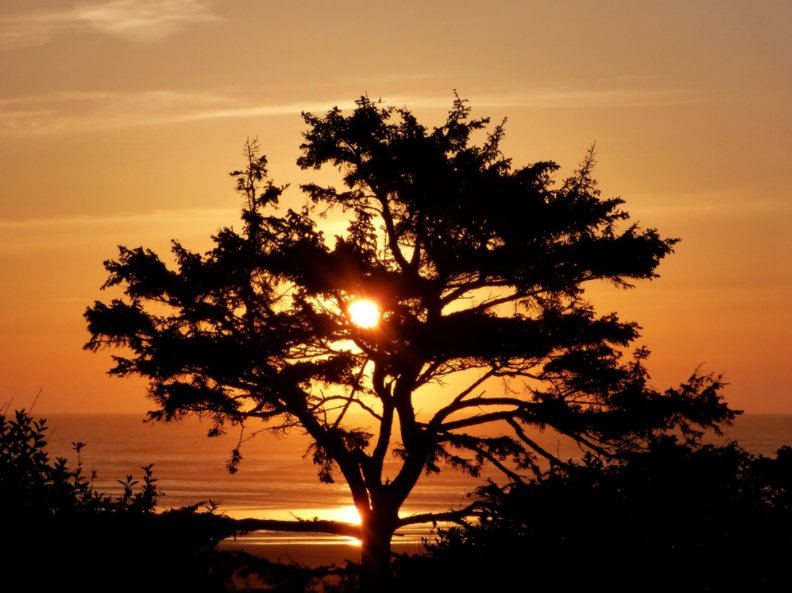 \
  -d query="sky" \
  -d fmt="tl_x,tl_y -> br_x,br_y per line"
0,0 -> 790,414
